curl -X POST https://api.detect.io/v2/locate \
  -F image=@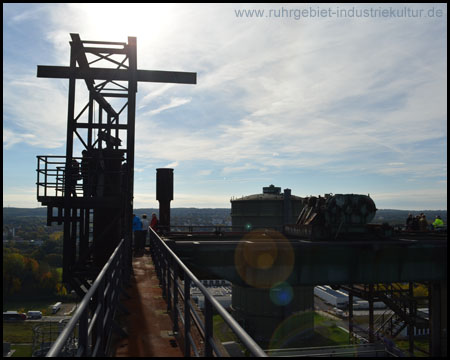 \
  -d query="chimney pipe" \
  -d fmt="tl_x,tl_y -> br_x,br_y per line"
283,188 -> 292,225
156,168 -> 173,231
